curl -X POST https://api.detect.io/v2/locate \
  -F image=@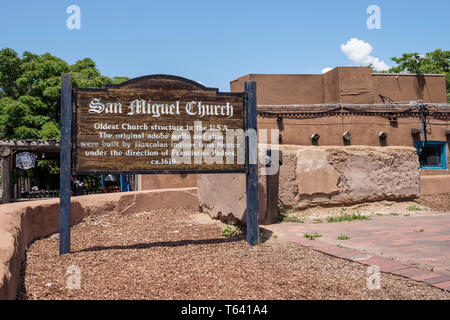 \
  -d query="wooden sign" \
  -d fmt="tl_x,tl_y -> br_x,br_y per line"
73,75 -> 246,174
59,74 -> 258,255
